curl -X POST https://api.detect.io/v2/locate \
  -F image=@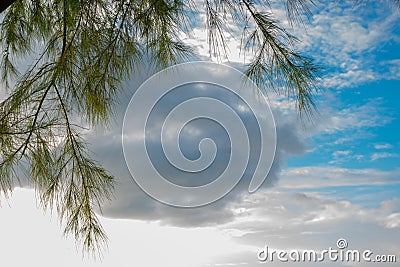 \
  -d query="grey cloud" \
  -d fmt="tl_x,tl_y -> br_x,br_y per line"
85,63 -> 308,227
